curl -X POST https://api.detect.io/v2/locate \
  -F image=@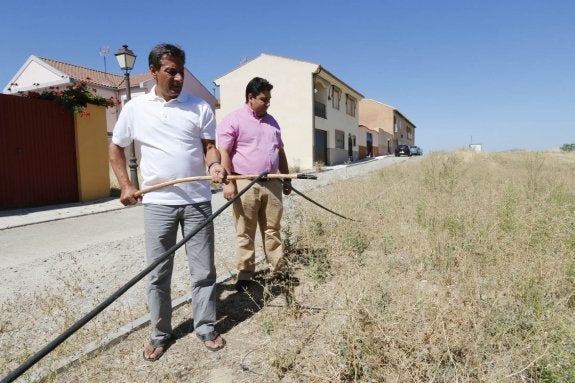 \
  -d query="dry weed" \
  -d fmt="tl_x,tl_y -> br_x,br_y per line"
4,151 -> 575,382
